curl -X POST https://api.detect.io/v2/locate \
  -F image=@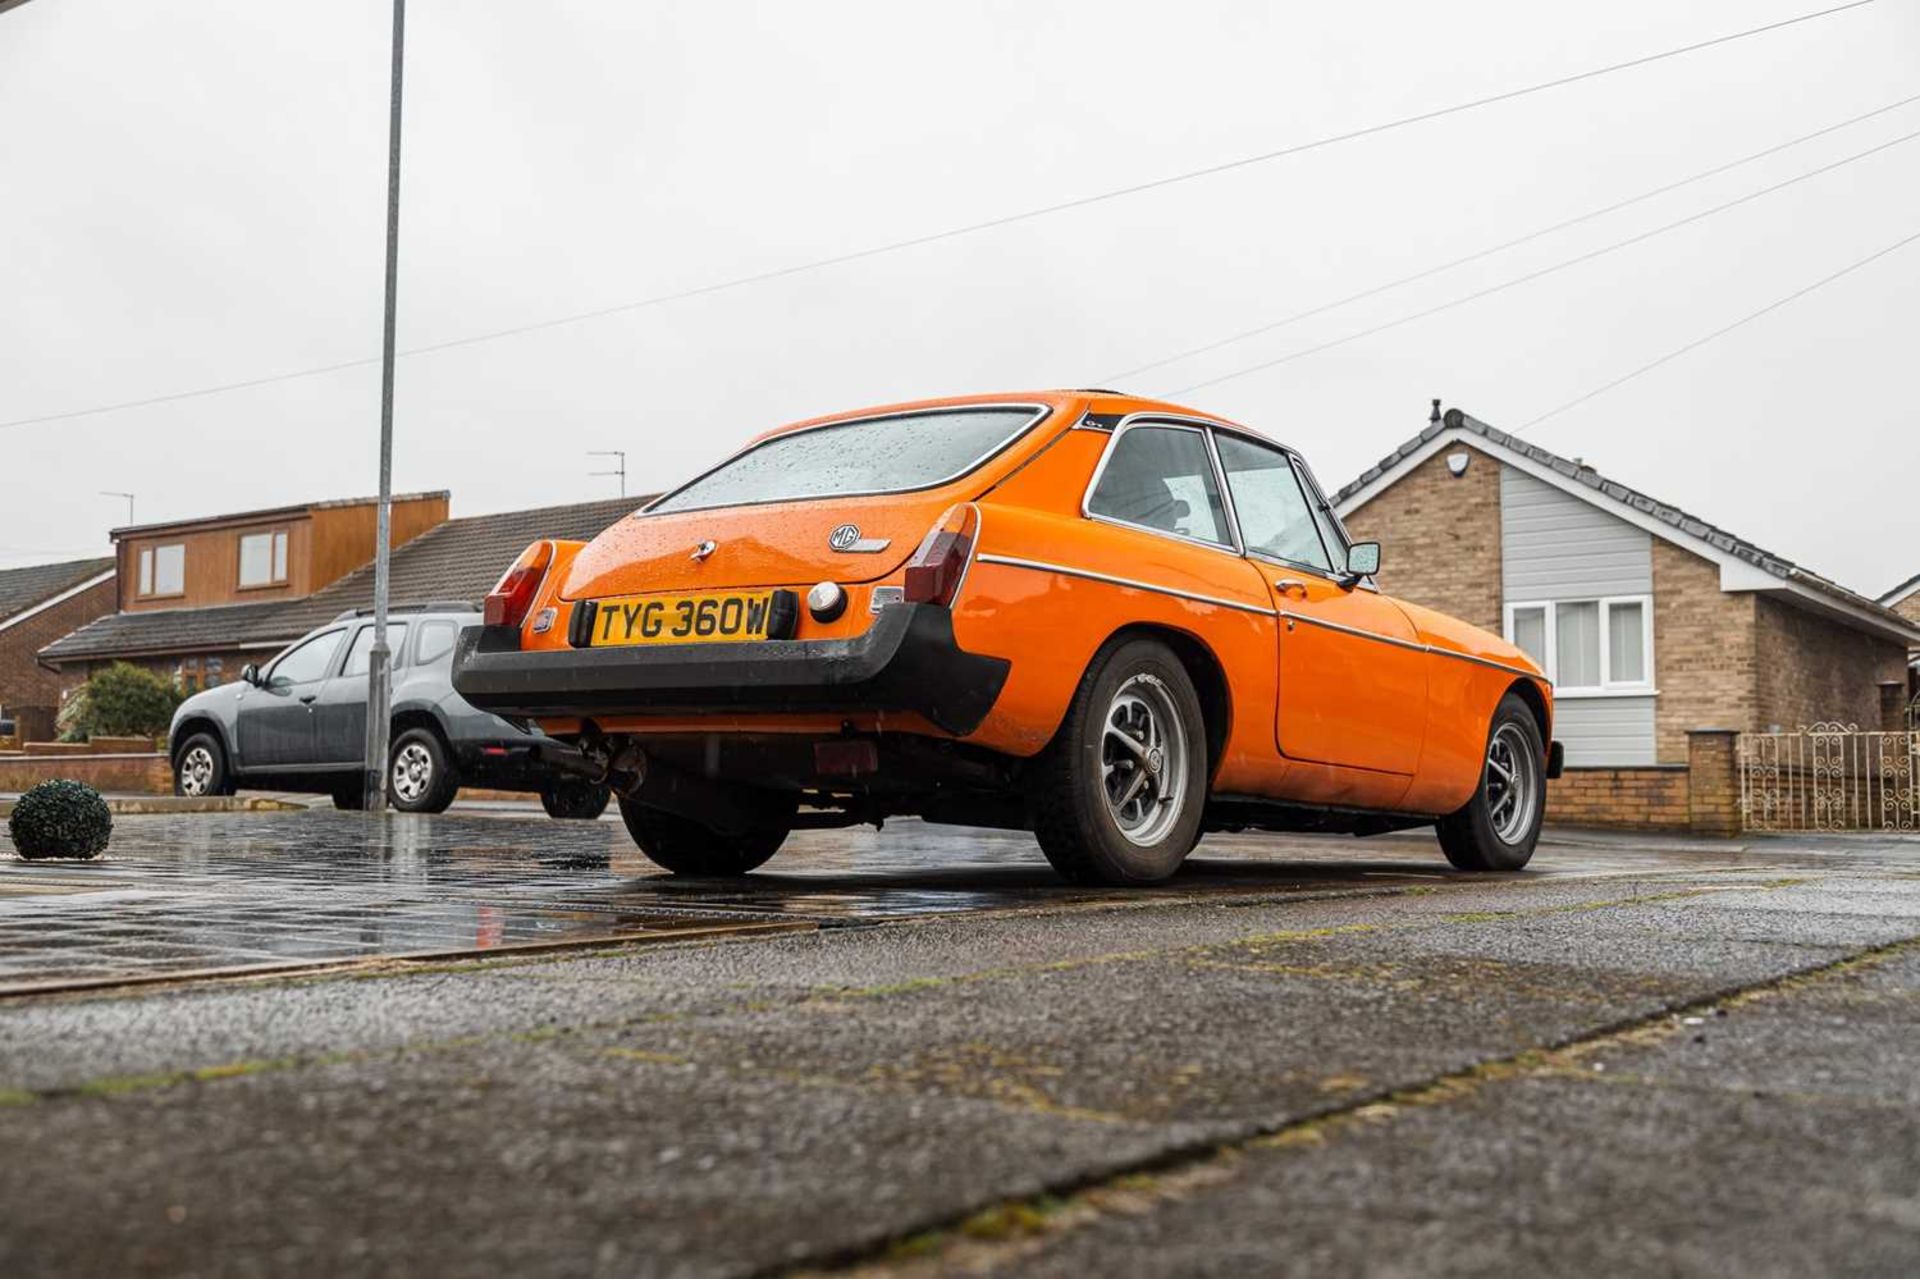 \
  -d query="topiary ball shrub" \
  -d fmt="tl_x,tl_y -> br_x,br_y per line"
7,779 -> 113,861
